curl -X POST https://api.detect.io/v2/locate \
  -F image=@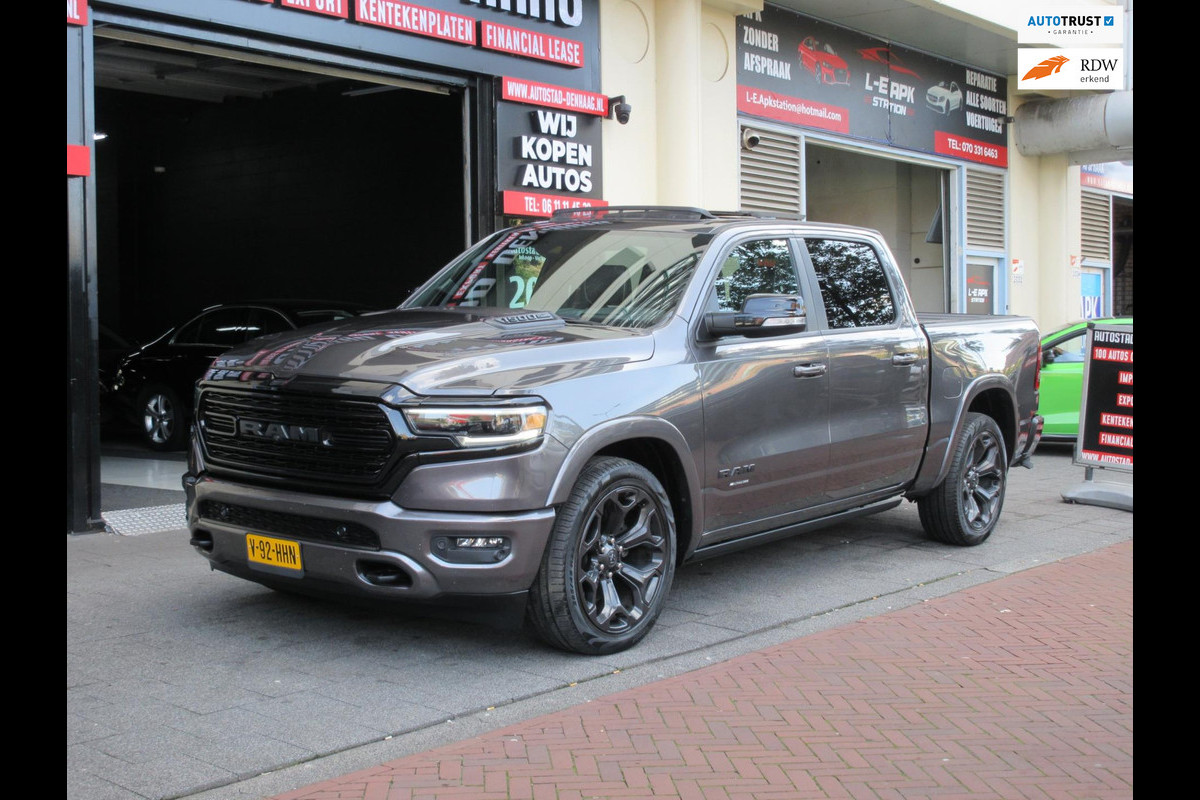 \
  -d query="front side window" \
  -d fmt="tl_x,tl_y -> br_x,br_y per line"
708,239 -> 799,313
806,239 -> 896,329
407,224 -> 707,329
1046,331 -> 1087,363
